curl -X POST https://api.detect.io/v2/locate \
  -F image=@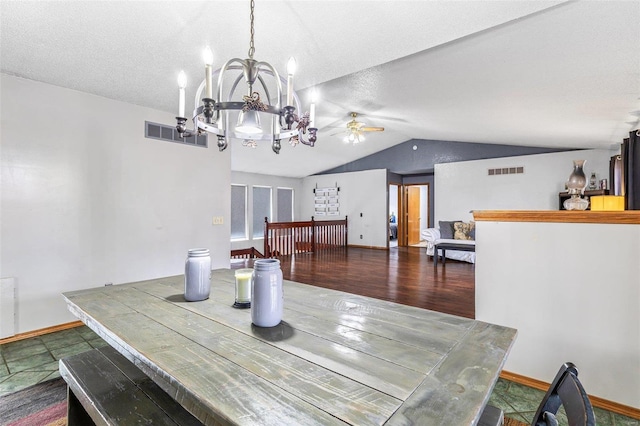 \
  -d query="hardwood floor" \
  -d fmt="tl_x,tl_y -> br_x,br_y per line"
233,246 -> 476,319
